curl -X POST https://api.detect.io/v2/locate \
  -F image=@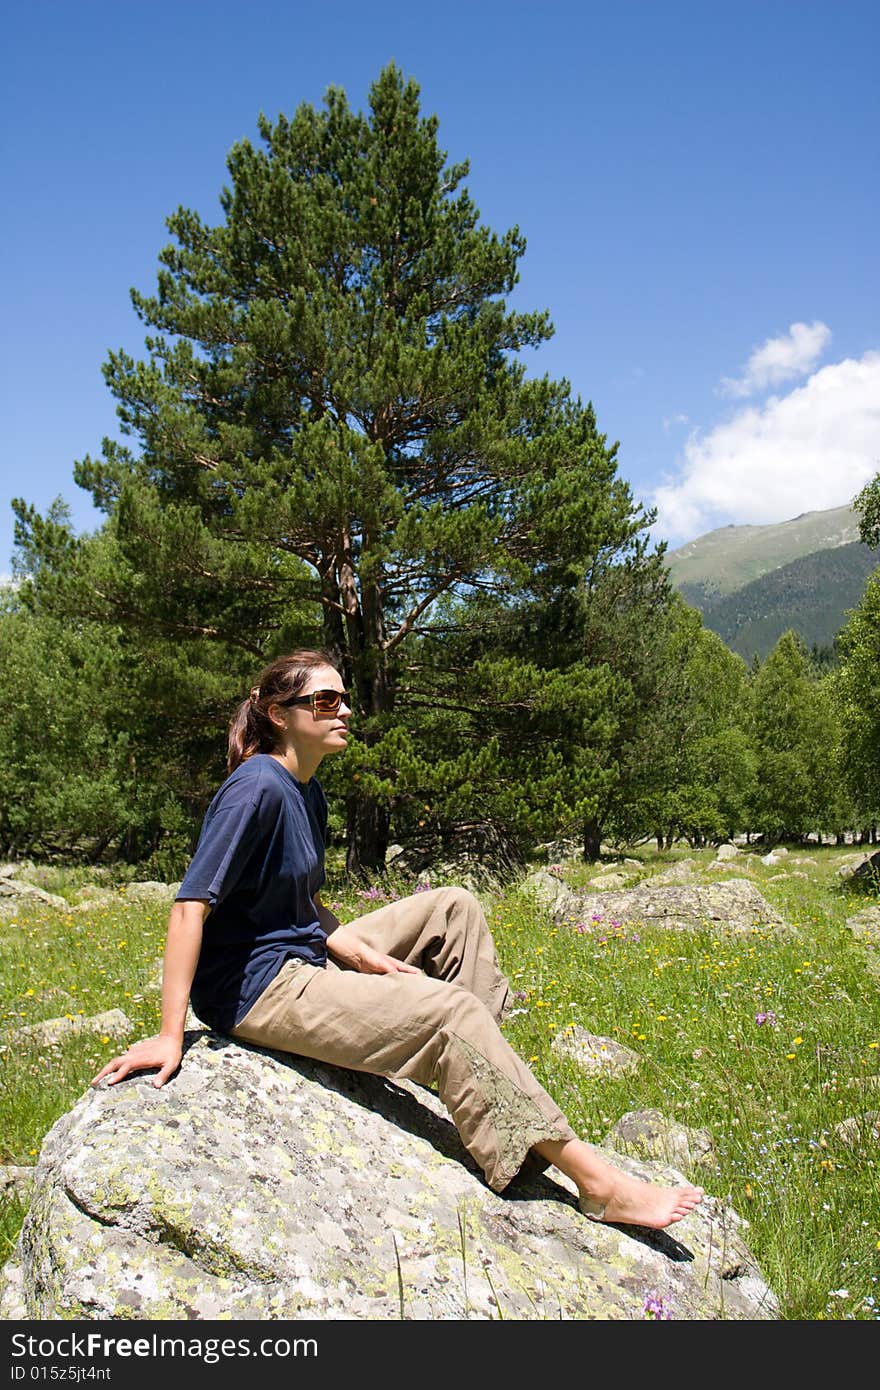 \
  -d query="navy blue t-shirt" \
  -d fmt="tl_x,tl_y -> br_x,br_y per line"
176,754 -> 329,1032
